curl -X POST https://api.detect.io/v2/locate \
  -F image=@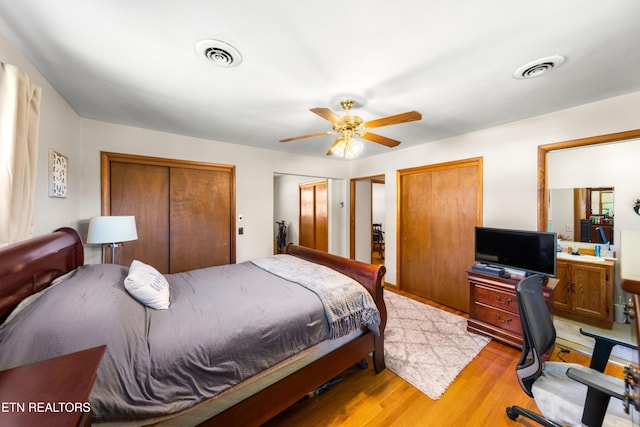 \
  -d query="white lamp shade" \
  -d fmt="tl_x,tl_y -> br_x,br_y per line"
87,216 -> 138,244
